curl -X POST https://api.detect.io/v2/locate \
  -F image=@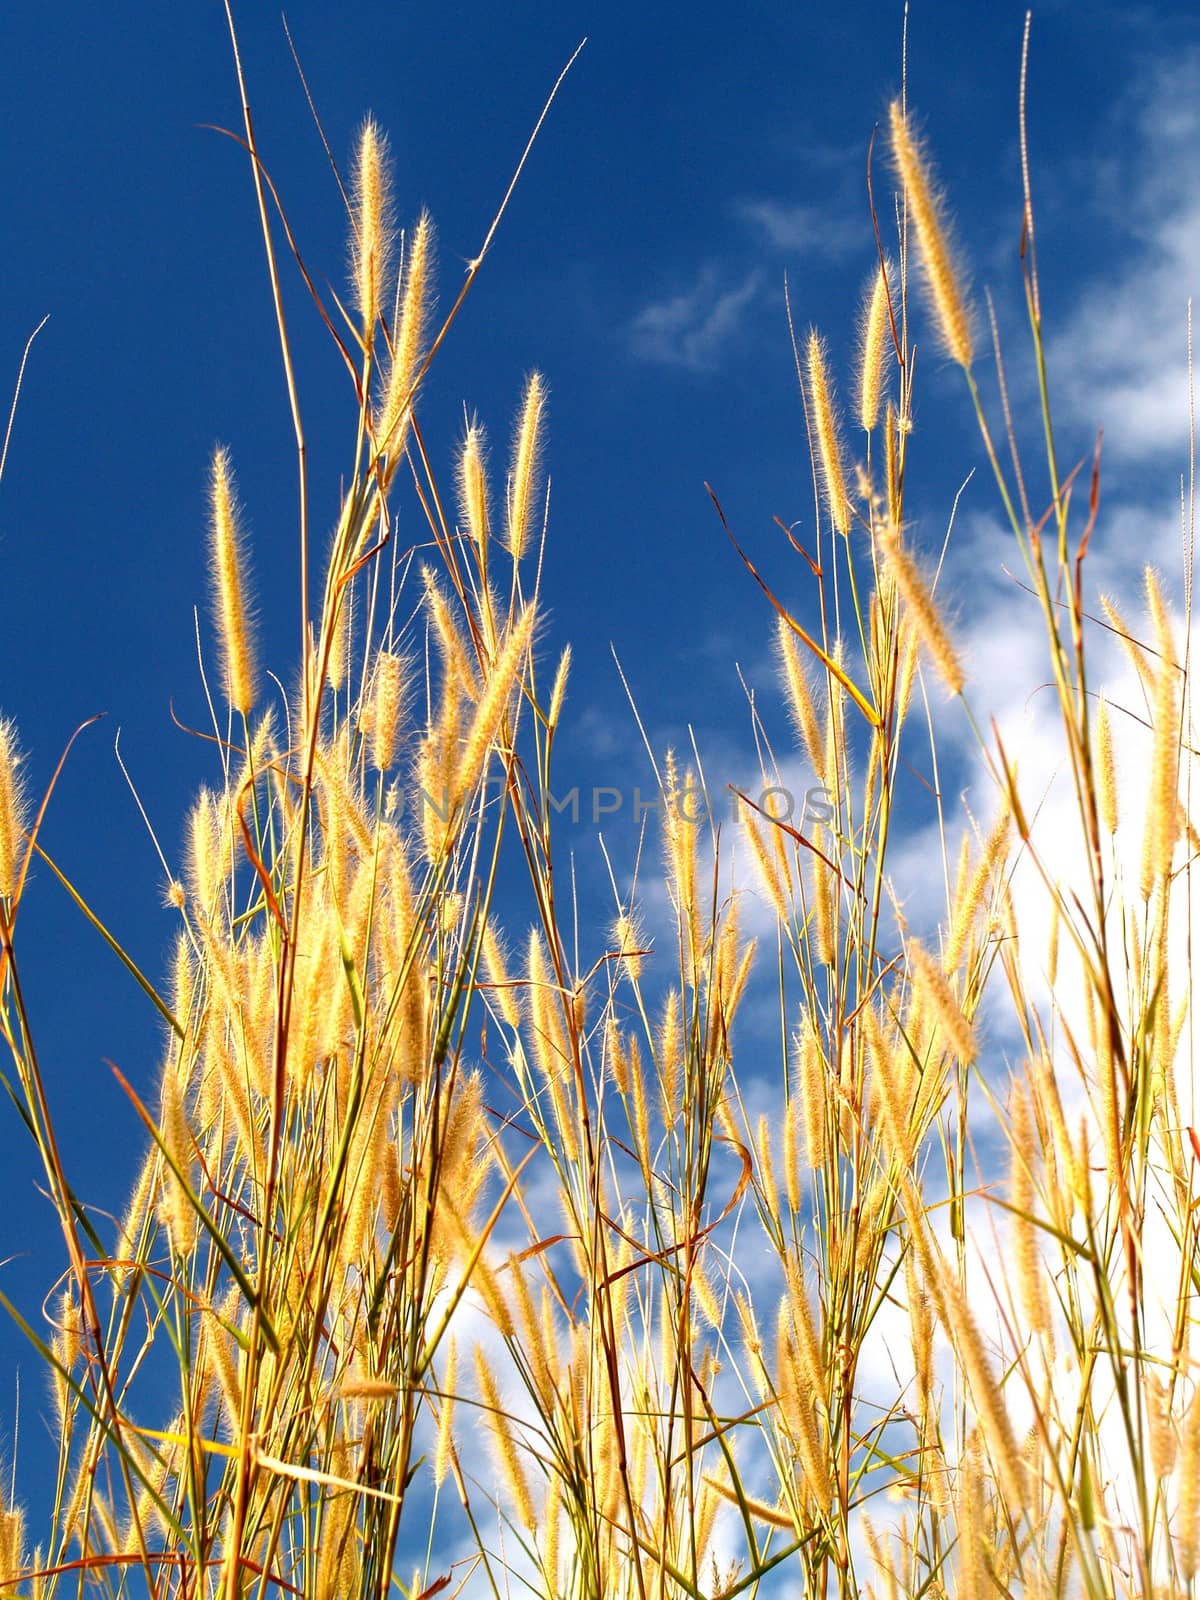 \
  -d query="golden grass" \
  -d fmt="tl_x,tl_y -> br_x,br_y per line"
0,20 -> 1195,1600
